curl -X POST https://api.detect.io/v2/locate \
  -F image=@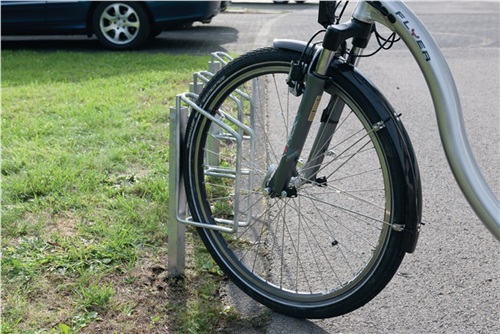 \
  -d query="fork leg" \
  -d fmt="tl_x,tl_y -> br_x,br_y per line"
265,49 -> 336,197
299,95 -> 345,185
